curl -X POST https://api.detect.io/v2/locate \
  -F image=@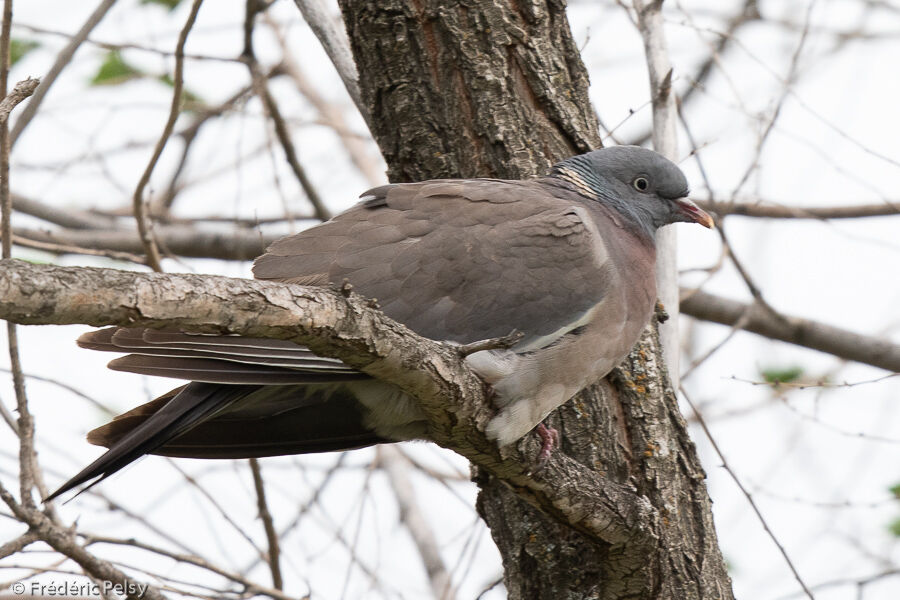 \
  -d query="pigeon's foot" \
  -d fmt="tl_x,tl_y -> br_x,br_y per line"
535,422 -> 559,465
